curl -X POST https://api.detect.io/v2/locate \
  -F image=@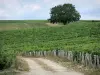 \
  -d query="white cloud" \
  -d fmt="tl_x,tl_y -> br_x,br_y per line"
81,14 -> 100,20
0,0 -> 22,18
23,4 -> 41,11
0,0 -> 41,19
0,9 -> 10,17
0,0 -> 100,20
43,0 -> 51,3
0,8 -> 11,19
16,4 -> 41,16
0,0 -> 21,10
